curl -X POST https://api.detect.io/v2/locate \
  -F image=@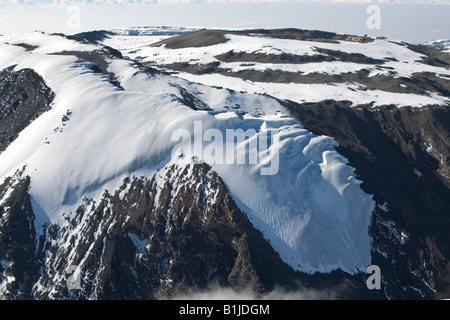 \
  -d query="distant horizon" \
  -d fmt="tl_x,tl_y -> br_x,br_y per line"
2,0 -> 450,4
1,2 -> 449,43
